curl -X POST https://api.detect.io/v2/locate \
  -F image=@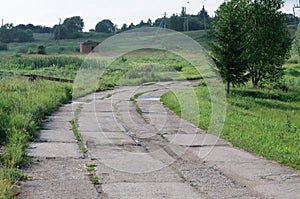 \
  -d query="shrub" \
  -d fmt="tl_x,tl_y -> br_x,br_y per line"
0,43 -> 8,51
37,45 -> 46,55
